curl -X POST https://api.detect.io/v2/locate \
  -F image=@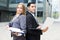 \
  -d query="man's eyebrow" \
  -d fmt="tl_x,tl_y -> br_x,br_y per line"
32,6 -> 36,7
